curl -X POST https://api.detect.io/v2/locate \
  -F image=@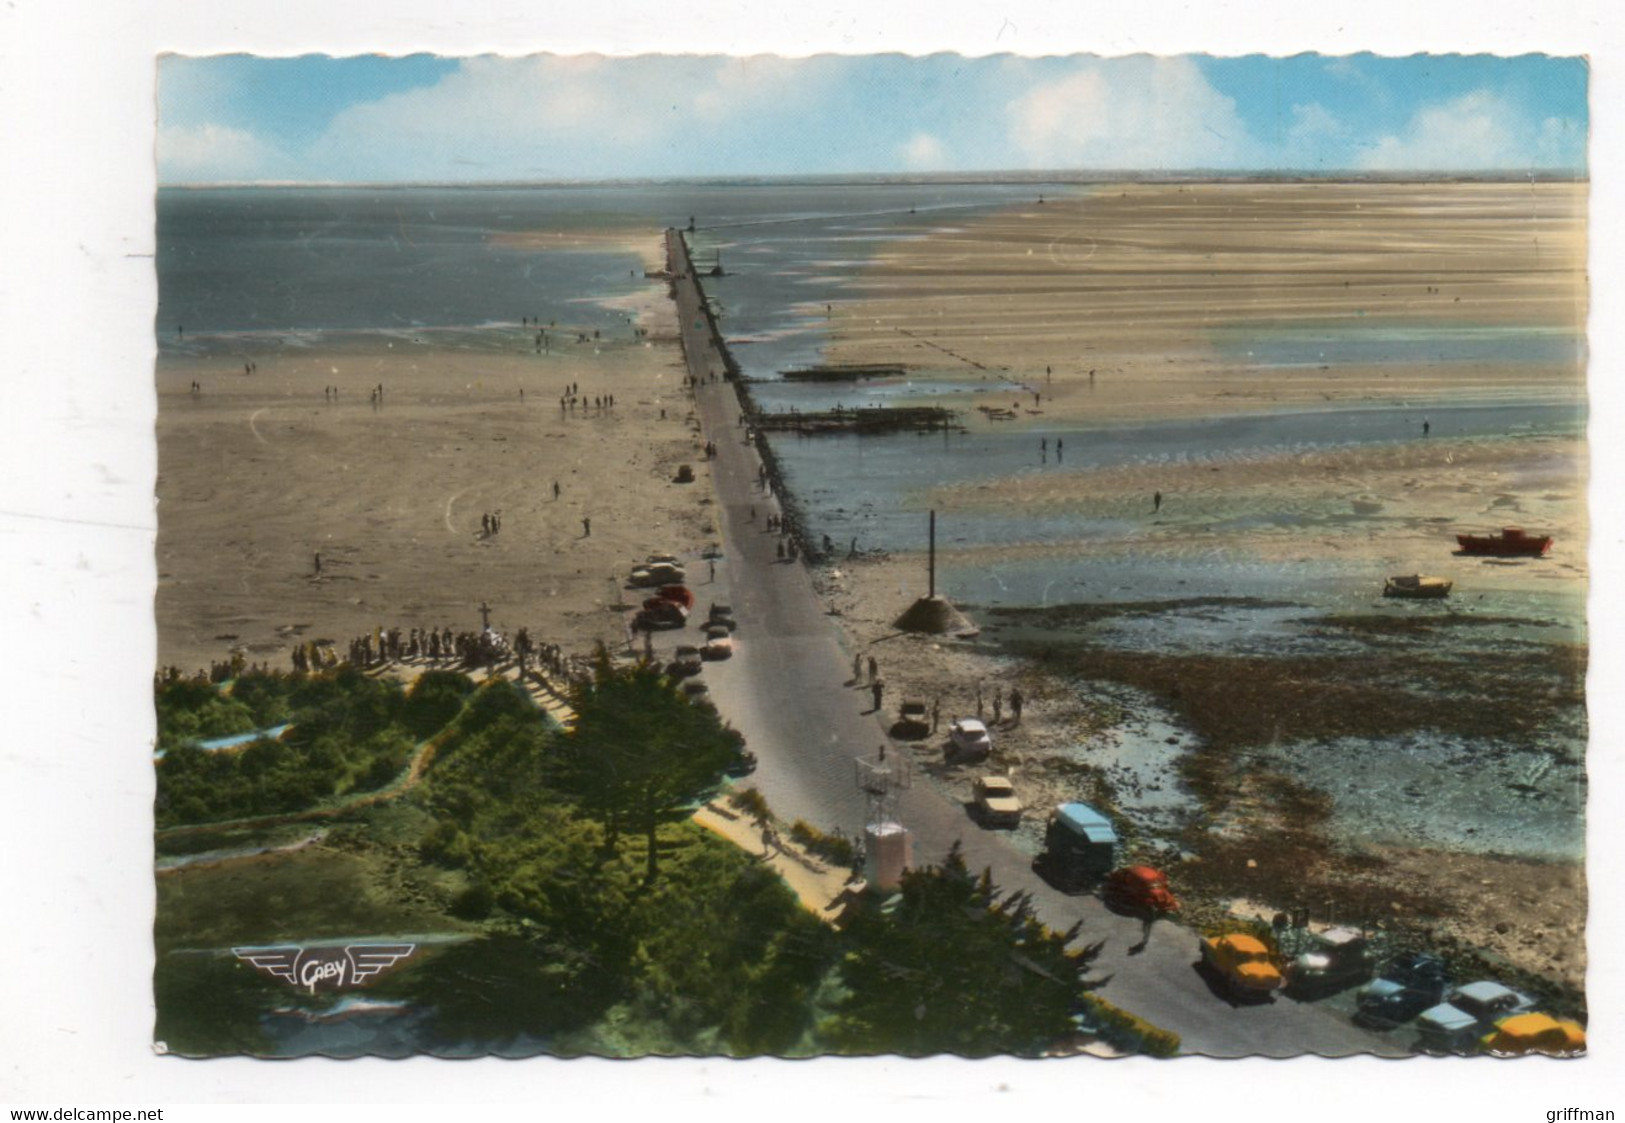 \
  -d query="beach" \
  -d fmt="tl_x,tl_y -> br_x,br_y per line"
154,256 -> 709,676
